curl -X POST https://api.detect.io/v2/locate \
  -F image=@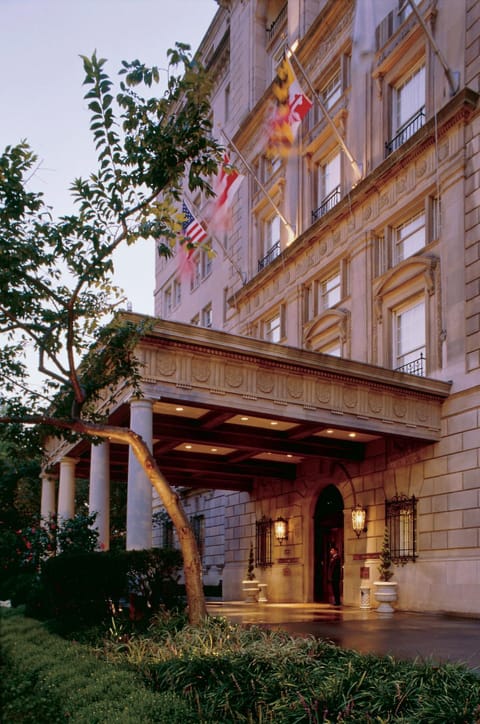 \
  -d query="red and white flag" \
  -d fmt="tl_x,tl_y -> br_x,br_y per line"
205,154 -> 244,233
